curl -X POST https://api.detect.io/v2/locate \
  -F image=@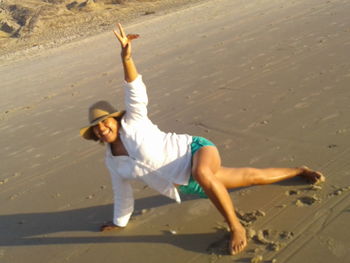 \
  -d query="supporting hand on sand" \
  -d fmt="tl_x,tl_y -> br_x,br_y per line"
113,23 -> 139,60
100,221 -> 124,232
